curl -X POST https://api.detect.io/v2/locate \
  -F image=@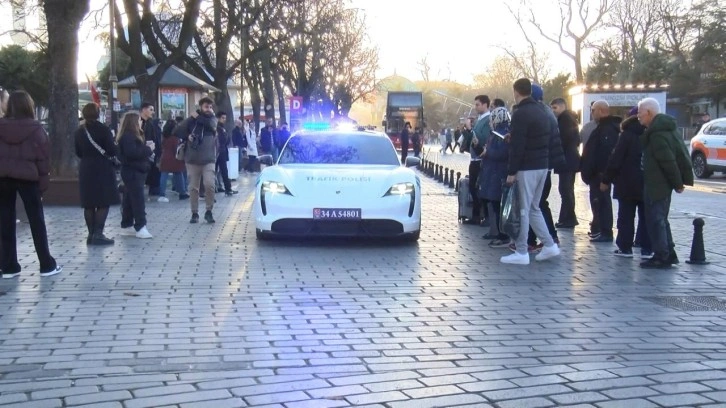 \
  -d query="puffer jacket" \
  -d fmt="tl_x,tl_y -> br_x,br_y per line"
0,118 -> 51,191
